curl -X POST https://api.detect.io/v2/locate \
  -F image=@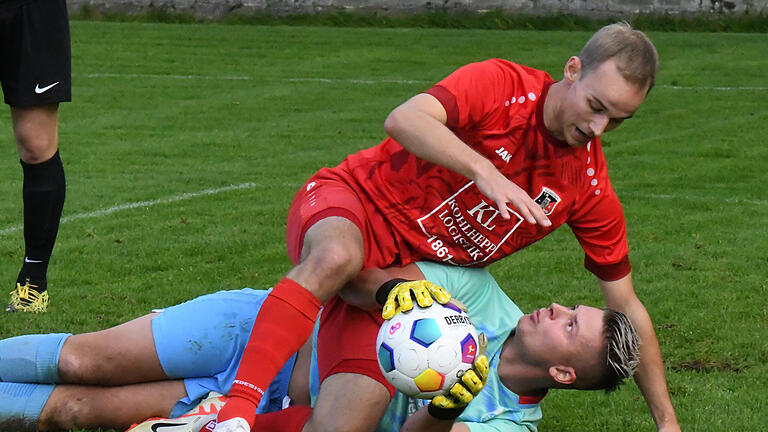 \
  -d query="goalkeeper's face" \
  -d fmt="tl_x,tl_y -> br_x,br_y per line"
514,303 -> 605,376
